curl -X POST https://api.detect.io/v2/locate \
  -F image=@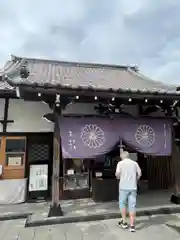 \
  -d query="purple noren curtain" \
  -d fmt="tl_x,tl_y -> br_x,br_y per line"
59,117 -> 172,159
